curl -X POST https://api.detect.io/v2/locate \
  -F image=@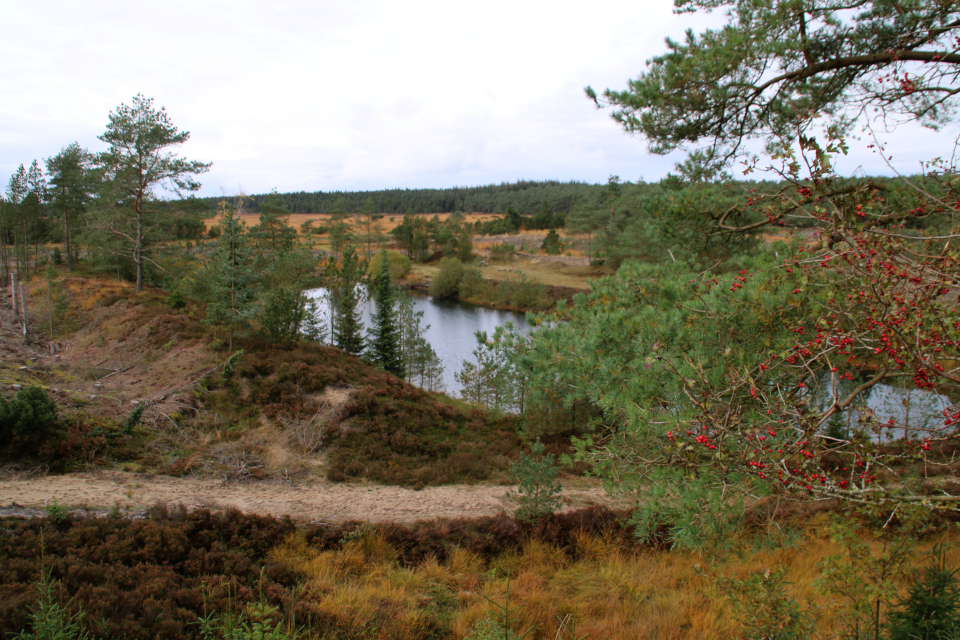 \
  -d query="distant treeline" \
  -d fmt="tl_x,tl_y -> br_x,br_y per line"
184,173 -> 941,269
197,180 -> 605,217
